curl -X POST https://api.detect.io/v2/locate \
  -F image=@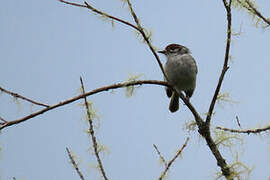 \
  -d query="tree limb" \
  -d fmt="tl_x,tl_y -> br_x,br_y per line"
206,0 -> 232,126
0,80 -> 169,130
